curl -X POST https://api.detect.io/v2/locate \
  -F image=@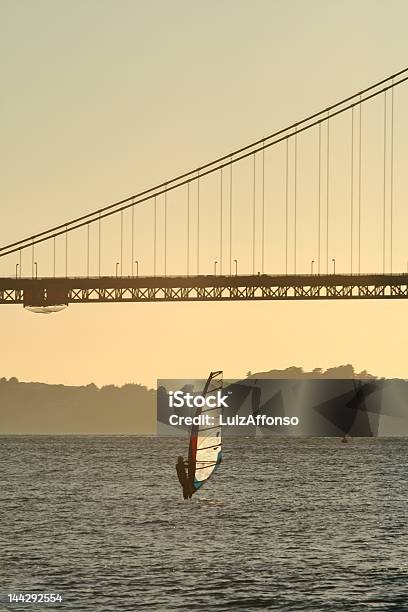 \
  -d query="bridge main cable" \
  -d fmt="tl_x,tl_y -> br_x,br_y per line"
2,66 -> 408,258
